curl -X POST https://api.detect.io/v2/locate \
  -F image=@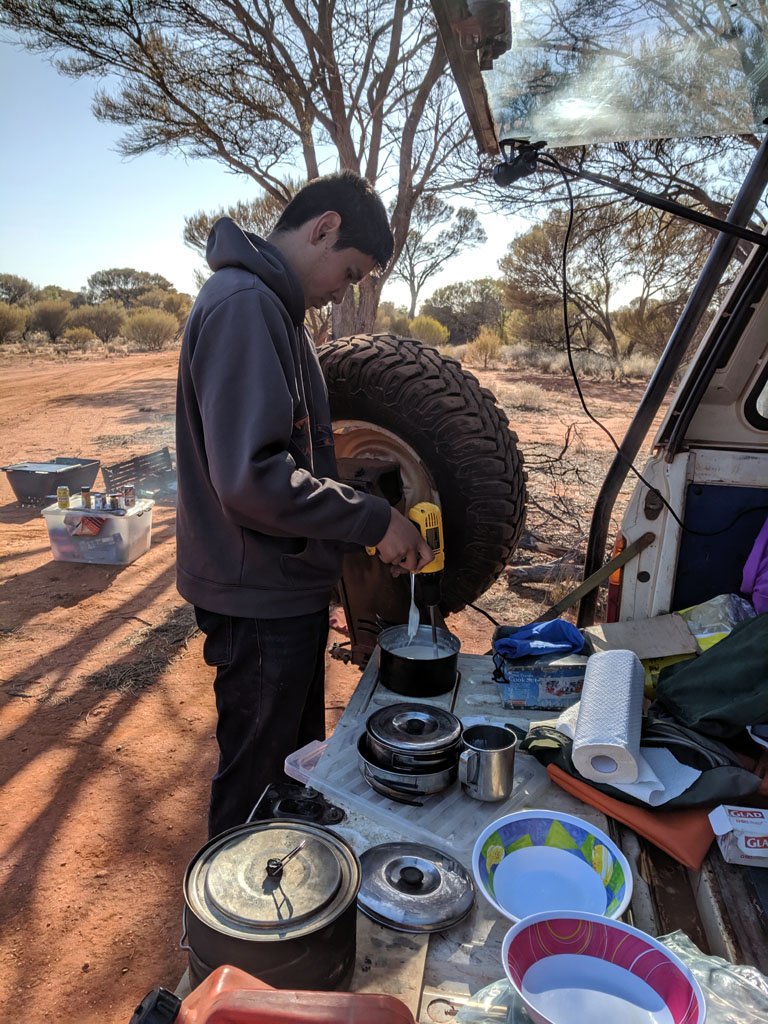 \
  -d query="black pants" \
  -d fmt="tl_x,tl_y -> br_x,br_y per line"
194,606 -> 329,839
